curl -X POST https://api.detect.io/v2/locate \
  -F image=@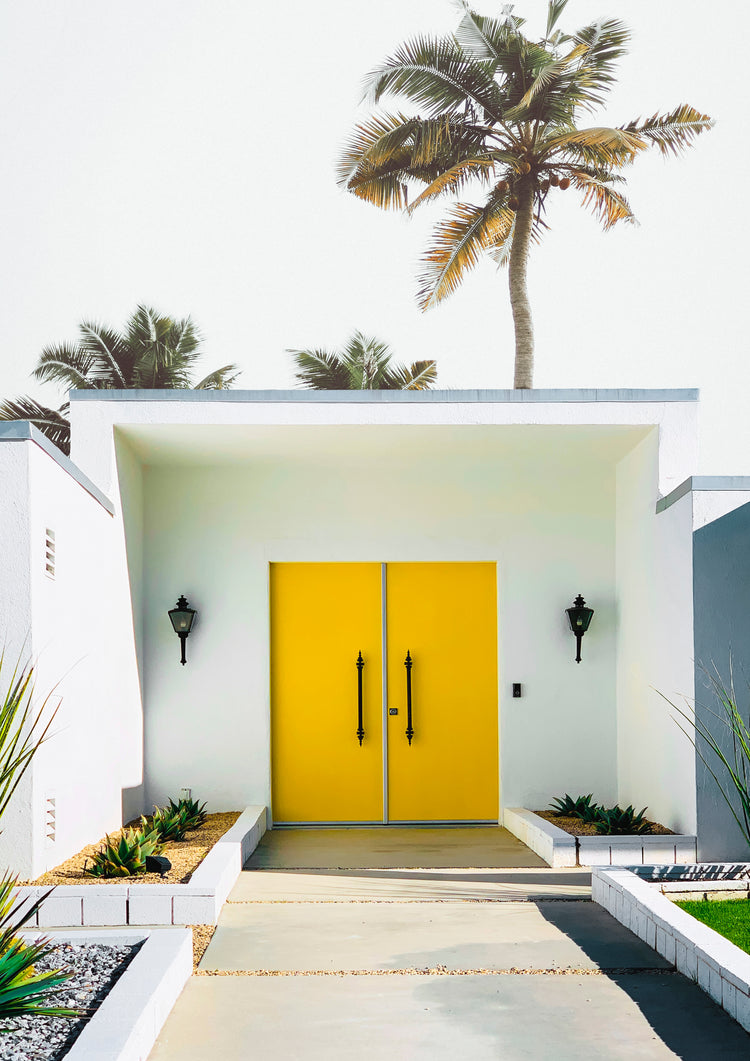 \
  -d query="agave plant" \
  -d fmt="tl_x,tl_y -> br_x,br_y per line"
0,876 -> 76,1021
145,805 -> 190,844
548,793 -> 599,822
593,804 -> 651,836
171,796 -> 207,832
84,828 -> 162,878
